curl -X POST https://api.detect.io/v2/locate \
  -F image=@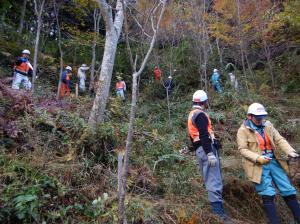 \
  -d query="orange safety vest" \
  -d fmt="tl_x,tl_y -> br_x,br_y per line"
255,131 -> 272,152
116,81 -> 125,90
15,62 -> 30,74
188,108 -> 213,142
